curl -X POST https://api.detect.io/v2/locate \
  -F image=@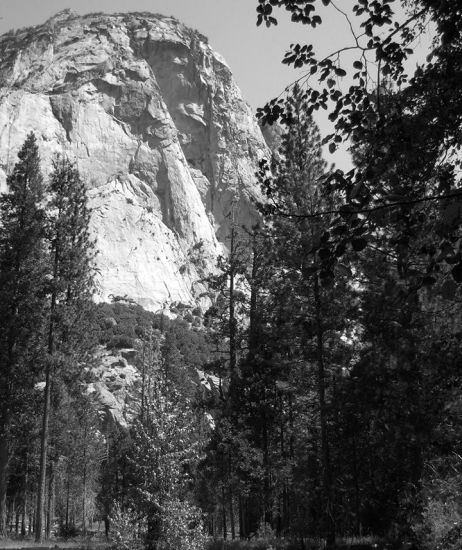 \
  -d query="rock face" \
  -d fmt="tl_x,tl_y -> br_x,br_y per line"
87,348 -> 140,430
0,10 -> 267,310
